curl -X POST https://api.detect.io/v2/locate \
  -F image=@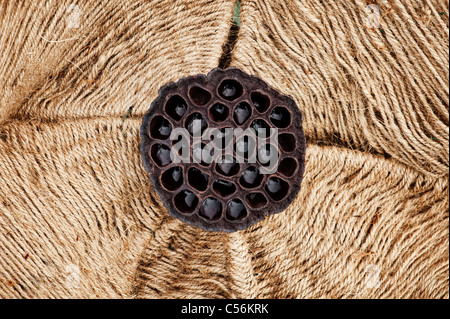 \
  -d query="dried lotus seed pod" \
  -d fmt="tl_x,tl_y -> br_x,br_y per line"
140,67 -> 306,232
